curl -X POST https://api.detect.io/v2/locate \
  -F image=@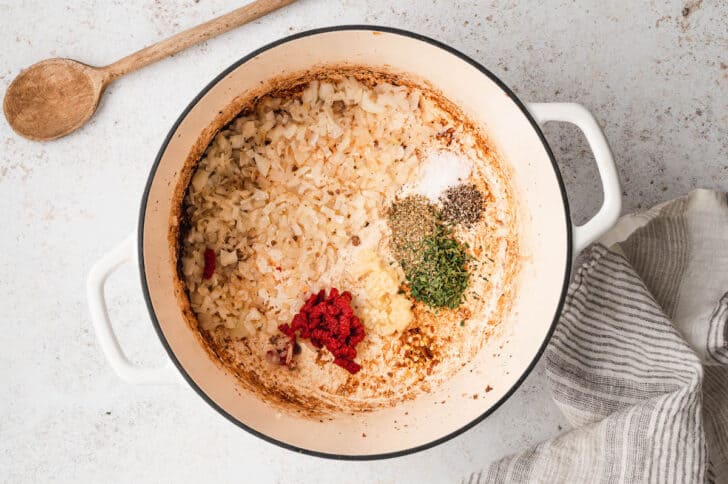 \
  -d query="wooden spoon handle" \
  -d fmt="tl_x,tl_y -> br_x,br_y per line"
102,0 -> 297,81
